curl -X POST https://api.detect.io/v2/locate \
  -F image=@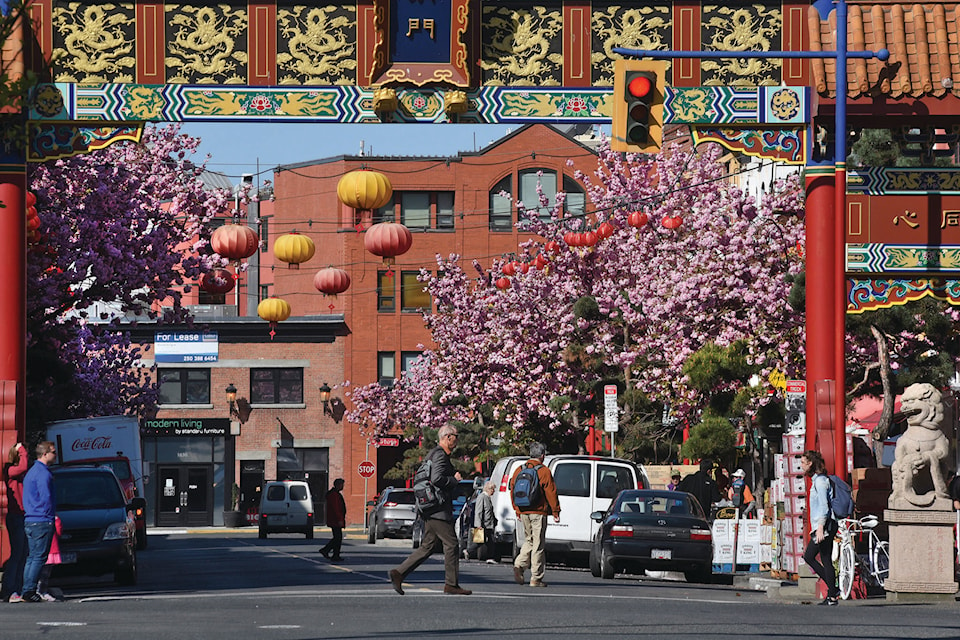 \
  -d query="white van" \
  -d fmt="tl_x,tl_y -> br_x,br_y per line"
512,455 -> 649,563
258,480 -> 315,539
488,455 -> 528,559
